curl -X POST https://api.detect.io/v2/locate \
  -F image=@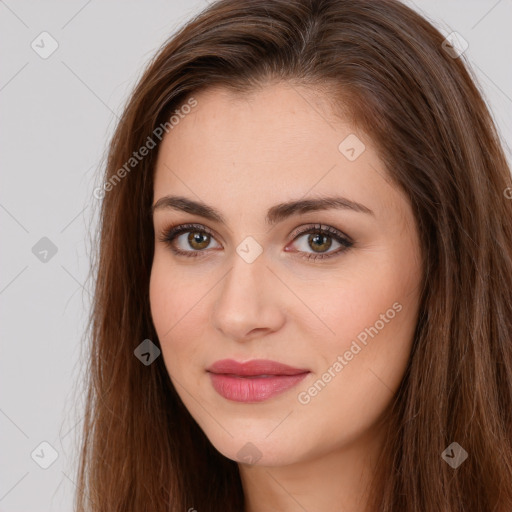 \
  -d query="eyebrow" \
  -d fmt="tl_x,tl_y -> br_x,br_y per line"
152,194 -> 374,225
